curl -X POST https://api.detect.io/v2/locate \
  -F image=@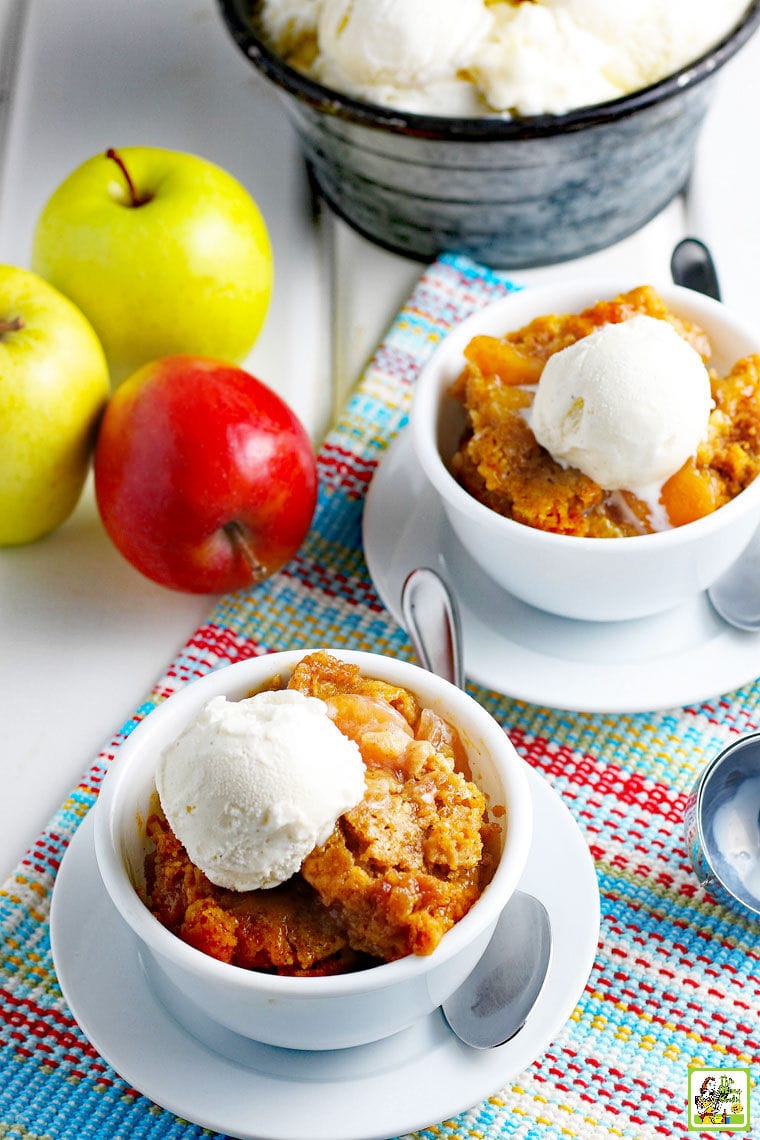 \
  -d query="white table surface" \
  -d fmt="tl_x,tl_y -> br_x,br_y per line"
1,0 -> 759,880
